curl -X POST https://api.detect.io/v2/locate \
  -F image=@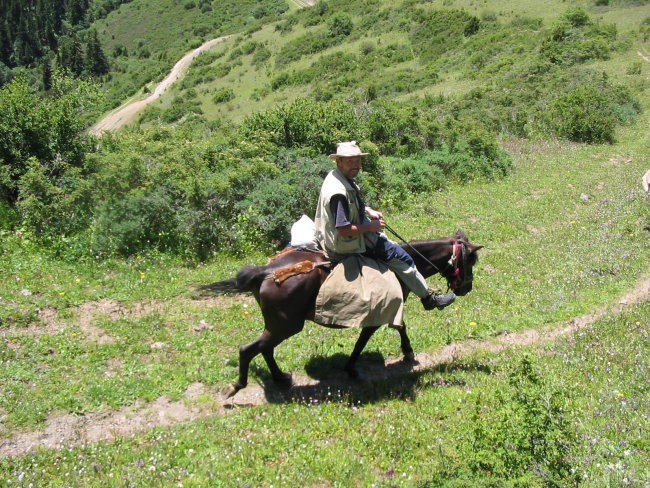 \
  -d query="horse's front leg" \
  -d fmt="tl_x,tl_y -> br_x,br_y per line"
396,322 -> 415,362
344,326 -> 380,379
